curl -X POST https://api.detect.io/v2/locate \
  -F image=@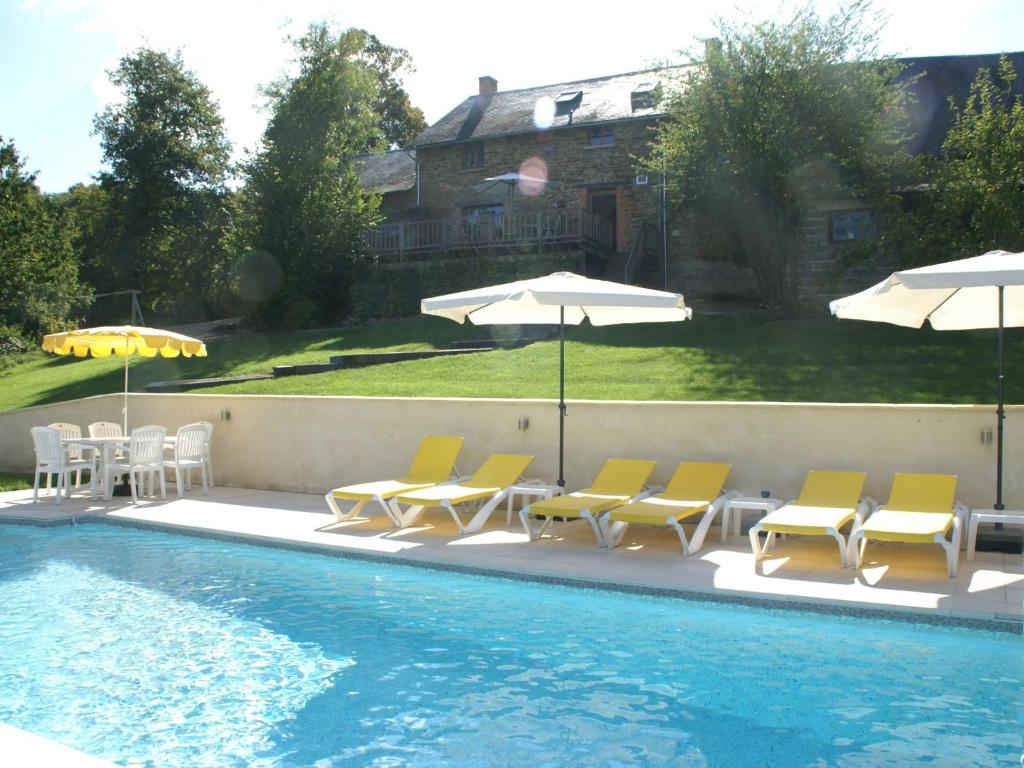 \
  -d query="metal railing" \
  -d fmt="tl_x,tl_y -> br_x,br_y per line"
623,221 -> 661,284
363,208 -> 614,261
